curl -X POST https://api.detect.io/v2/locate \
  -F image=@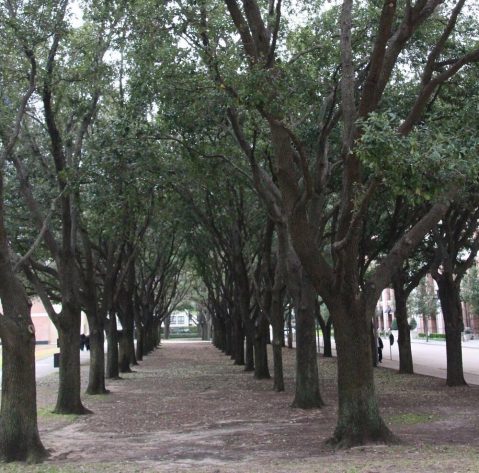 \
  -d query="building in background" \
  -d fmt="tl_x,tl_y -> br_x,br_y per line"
377,272 -> 479,337
30,298 -> 58,344
30,298 -> 88,344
